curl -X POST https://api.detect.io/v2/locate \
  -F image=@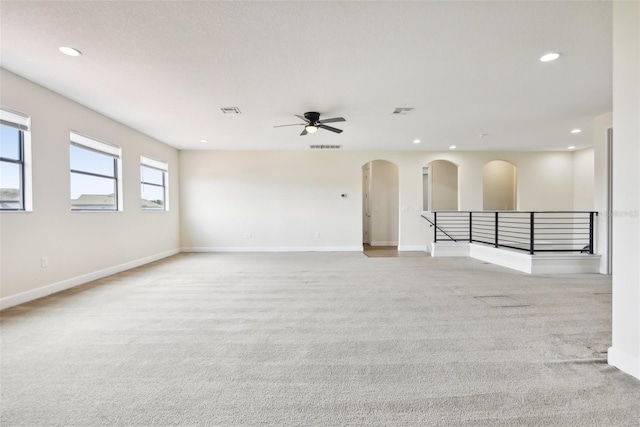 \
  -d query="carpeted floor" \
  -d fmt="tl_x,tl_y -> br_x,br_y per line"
1,252 -> 639,426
